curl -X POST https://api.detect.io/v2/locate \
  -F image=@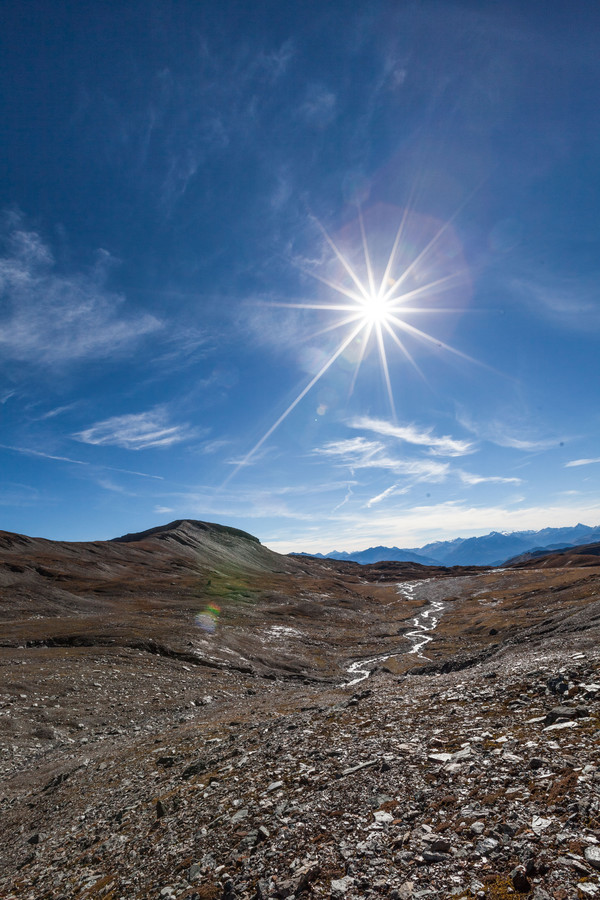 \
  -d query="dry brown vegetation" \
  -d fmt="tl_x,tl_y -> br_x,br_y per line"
1,521 -> 600,899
